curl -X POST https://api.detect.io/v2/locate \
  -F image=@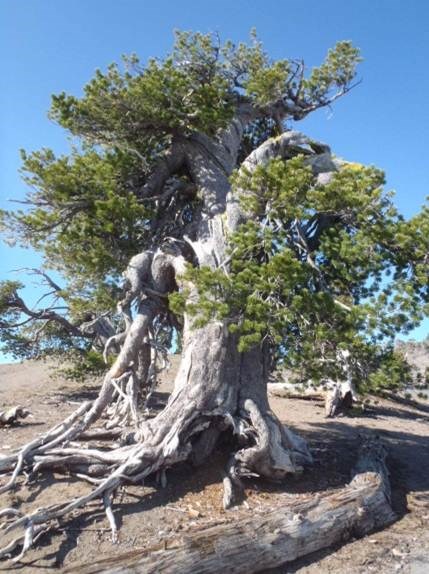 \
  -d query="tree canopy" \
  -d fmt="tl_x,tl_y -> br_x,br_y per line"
0,30 -> 427,391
